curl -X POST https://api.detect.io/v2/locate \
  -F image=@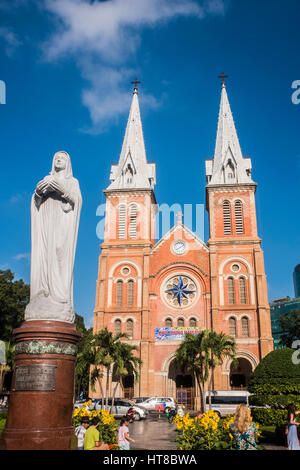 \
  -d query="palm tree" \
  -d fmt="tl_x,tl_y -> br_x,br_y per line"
110,341 -> 142,410
204,331 -> 237,410
90,328 -> 128,410
174,331 -> 210,413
